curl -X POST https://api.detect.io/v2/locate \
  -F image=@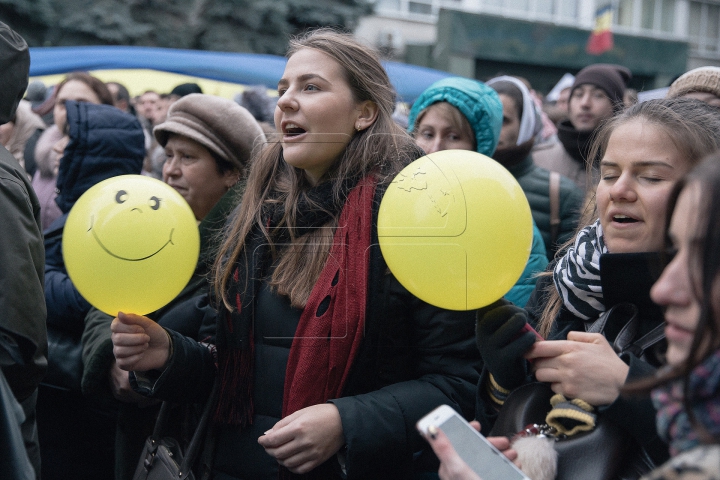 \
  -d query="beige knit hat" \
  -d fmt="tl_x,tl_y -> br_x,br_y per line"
154,93 -> 266,170
667,66 -> 720,100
